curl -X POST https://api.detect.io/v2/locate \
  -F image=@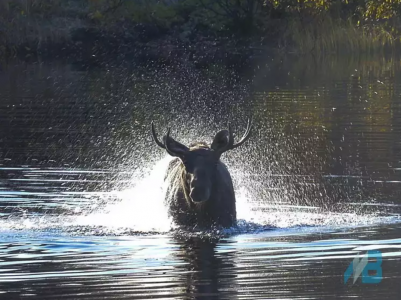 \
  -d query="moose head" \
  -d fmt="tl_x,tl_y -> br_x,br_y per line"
151,120 -> 252,204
